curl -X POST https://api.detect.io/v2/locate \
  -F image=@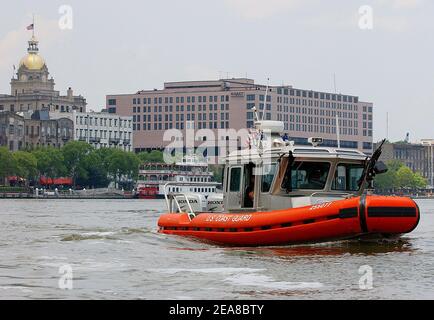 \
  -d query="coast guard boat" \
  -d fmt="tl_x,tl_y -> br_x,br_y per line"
157,117 -> 420,246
